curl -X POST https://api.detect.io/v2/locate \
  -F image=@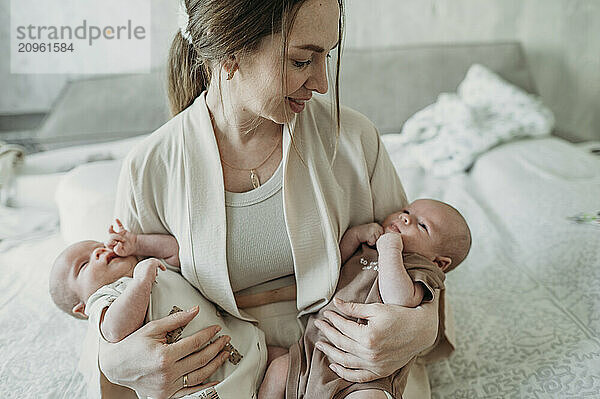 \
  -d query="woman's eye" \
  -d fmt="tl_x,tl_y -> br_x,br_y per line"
292,59 -> 311,68
419,222 -> 428,231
